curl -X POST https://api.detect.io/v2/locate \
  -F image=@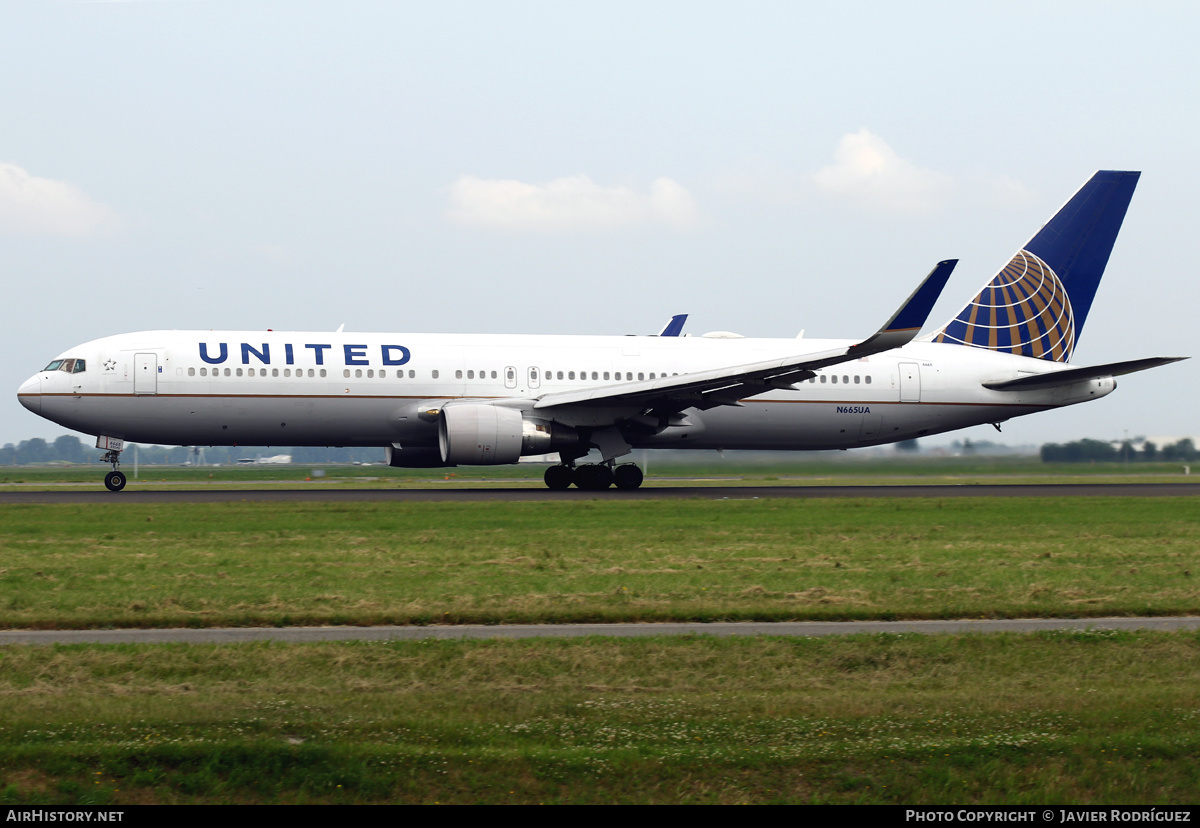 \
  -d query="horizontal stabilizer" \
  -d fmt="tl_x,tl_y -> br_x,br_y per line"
983,357 -> 1187,391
